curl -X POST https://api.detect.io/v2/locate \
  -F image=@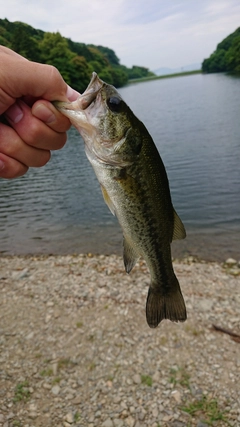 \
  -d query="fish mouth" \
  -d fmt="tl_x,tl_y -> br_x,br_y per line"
80,72 -> 104,109
53,72 -> 103,113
